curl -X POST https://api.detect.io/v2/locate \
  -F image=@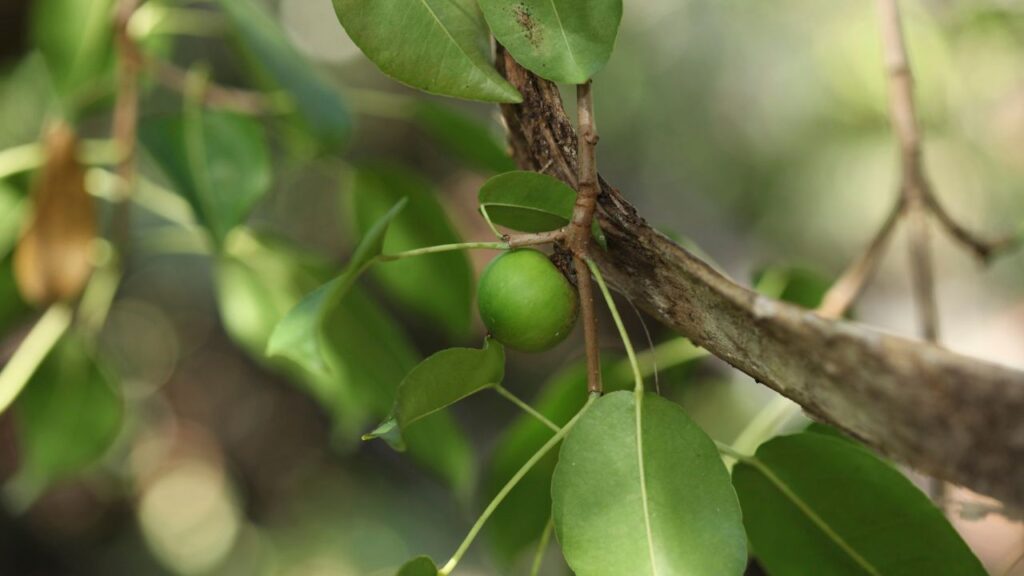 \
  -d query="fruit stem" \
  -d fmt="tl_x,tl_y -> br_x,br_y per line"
439,394 -> 597,575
